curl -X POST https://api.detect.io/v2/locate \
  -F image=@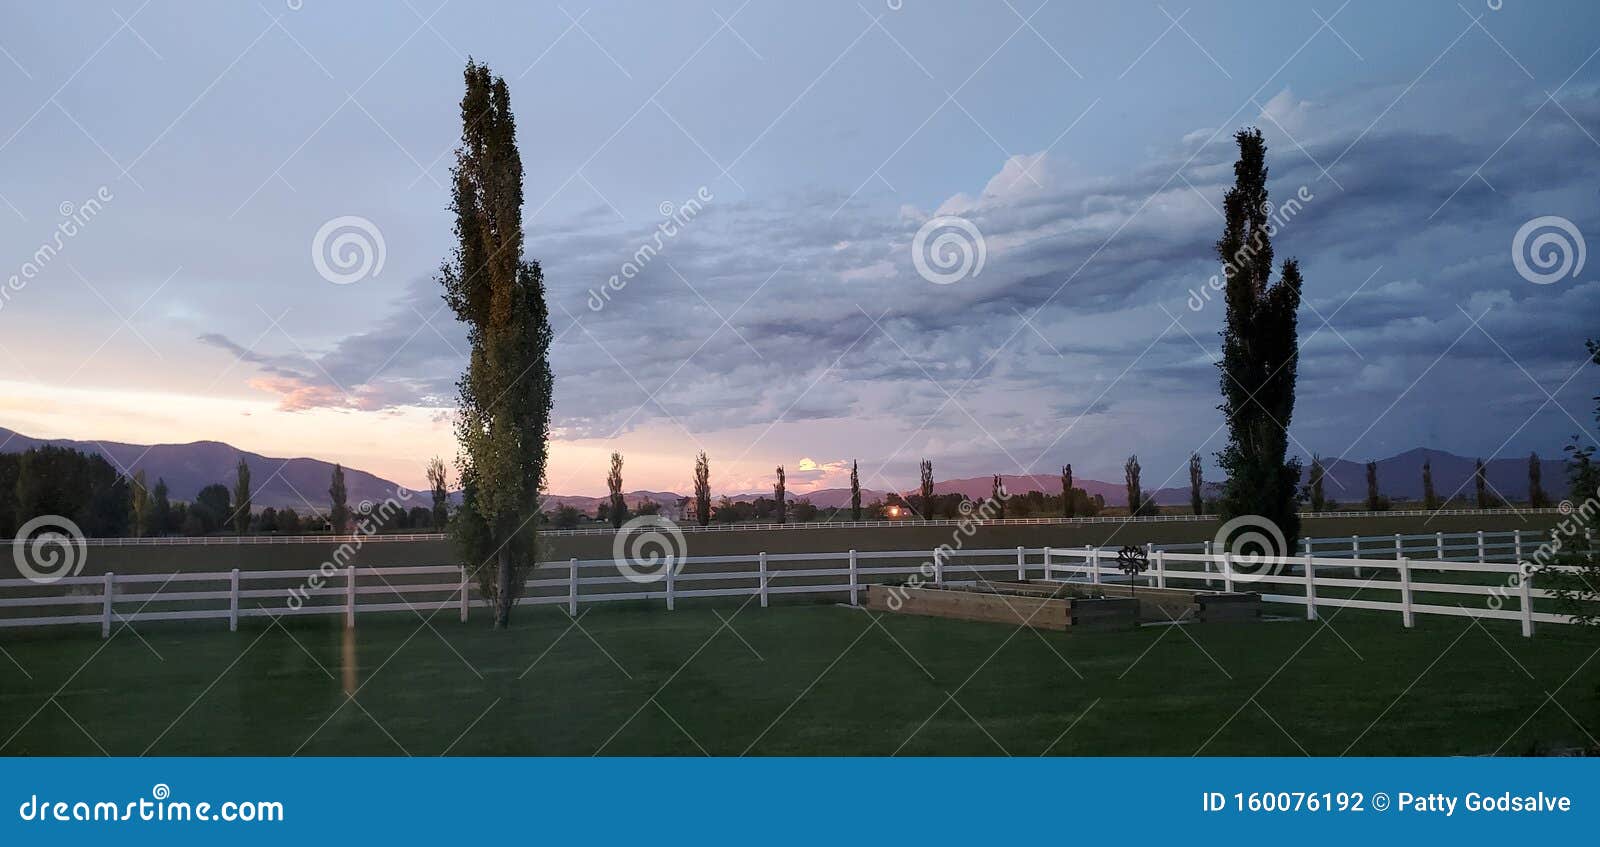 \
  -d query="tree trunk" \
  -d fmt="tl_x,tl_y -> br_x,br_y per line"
494,544 -> 513,629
